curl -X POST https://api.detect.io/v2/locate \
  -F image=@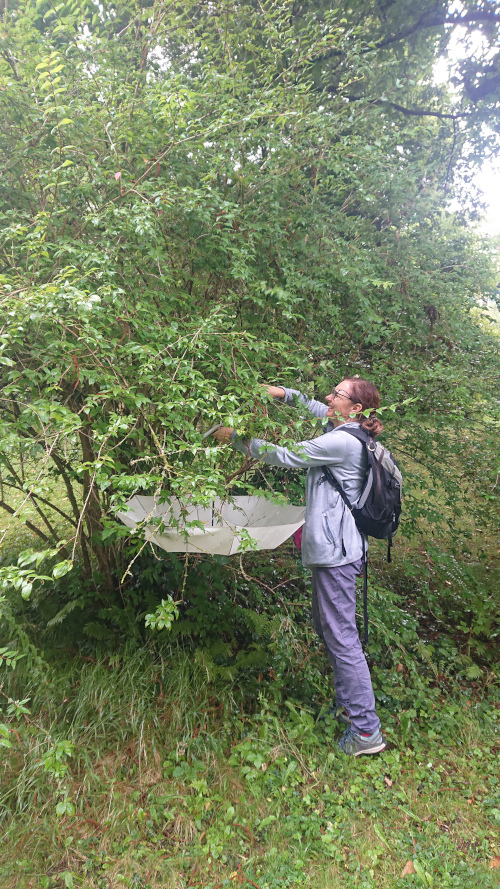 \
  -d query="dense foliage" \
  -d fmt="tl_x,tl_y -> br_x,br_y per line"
0,0 -> 499,639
